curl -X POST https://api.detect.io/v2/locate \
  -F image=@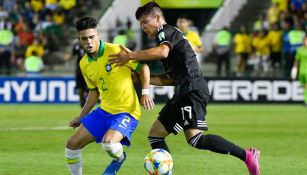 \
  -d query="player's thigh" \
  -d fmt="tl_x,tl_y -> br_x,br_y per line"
66,124 -> 96,149
102,129 -> 124,143
148,119 -> 170,138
